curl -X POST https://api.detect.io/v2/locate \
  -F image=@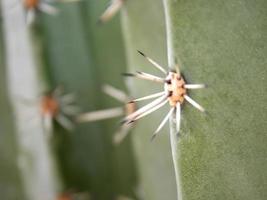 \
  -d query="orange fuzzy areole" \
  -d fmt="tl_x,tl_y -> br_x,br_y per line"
41,95 -> 59,117
165,72 -> 187,107
56,193 -> 72,200
24,0 -> 39,9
